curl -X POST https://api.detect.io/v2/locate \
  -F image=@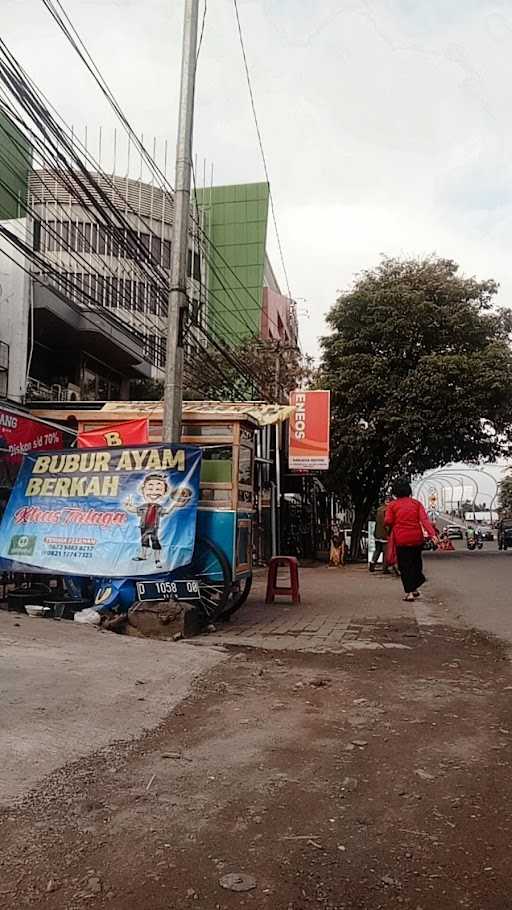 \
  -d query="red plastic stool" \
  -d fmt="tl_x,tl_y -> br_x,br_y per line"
265,556 -> 301,605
